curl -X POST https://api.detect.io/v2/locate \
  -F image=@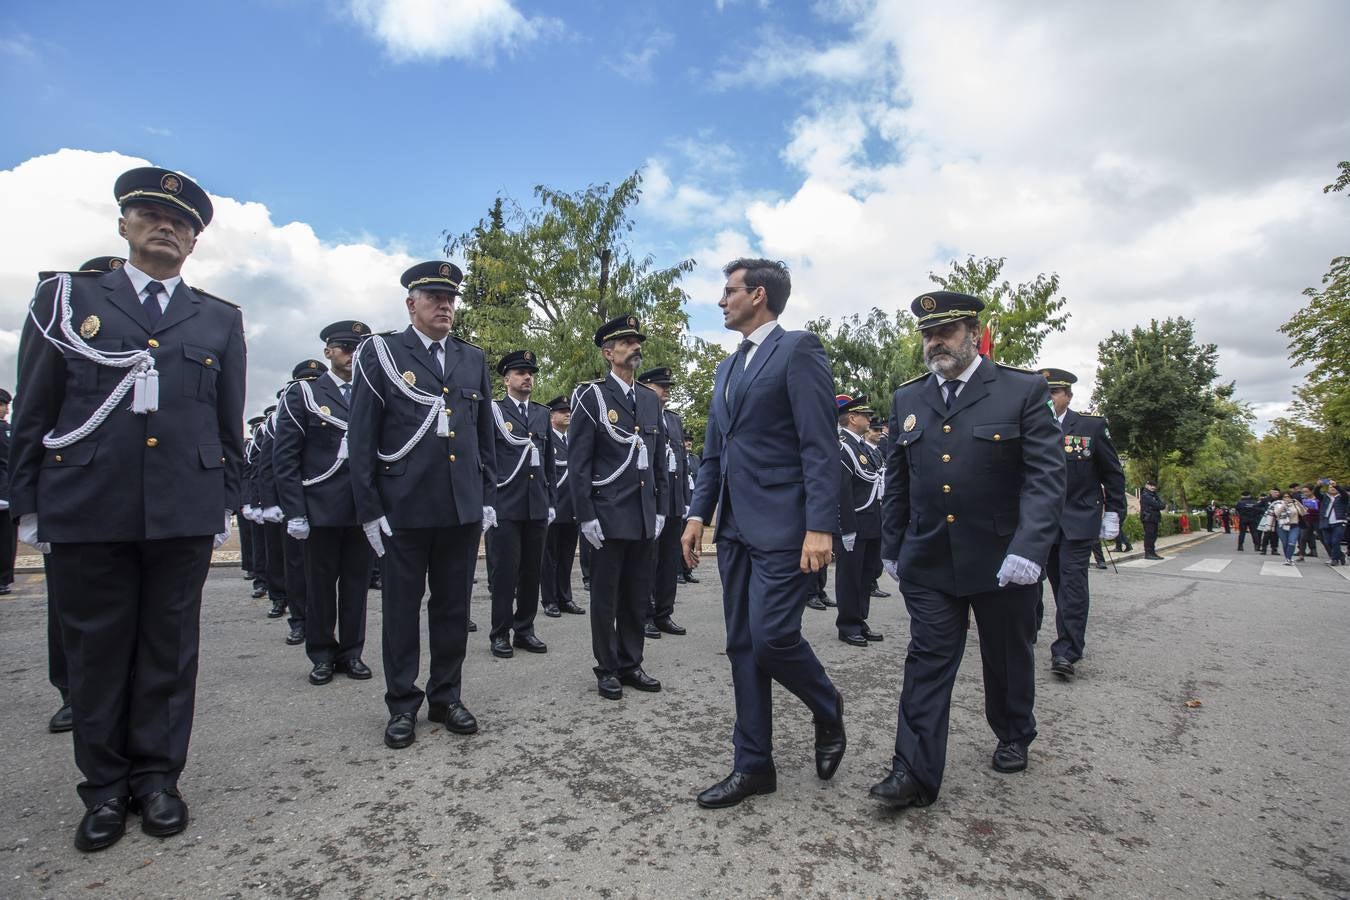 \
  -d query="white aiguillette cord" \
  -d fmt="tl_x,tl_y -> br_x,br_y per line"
840,435 -> 883,512
30,273 -> 160,449
570,383 -> 647,487
352,334 -> 449,463
292,380 -> 350,486
491,401 -> 538,488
